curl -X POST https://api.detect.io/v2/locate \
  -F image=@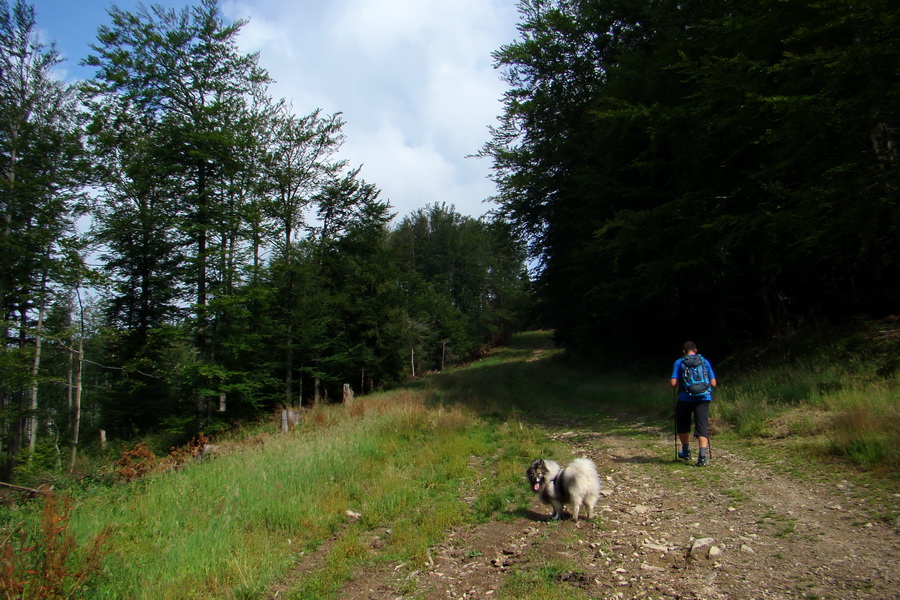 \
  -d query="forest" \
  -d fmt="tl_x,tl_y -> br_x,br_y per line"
0,0 -> 531,482
483,0 -> 899,358
2,0 -> 899,485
